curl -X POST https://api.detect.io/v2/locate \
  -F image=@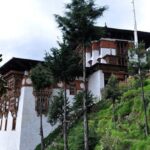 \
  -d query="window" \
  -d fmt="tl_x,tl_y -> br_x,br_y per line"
4,118 -> 7,131
0,118 -> 2,130
90,50 -> 92,57
104,73 -> 111,86
69,82 -> 76,95
12,117 -> 16,130
117,41 -> 127,55
99,48 -> 101,55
